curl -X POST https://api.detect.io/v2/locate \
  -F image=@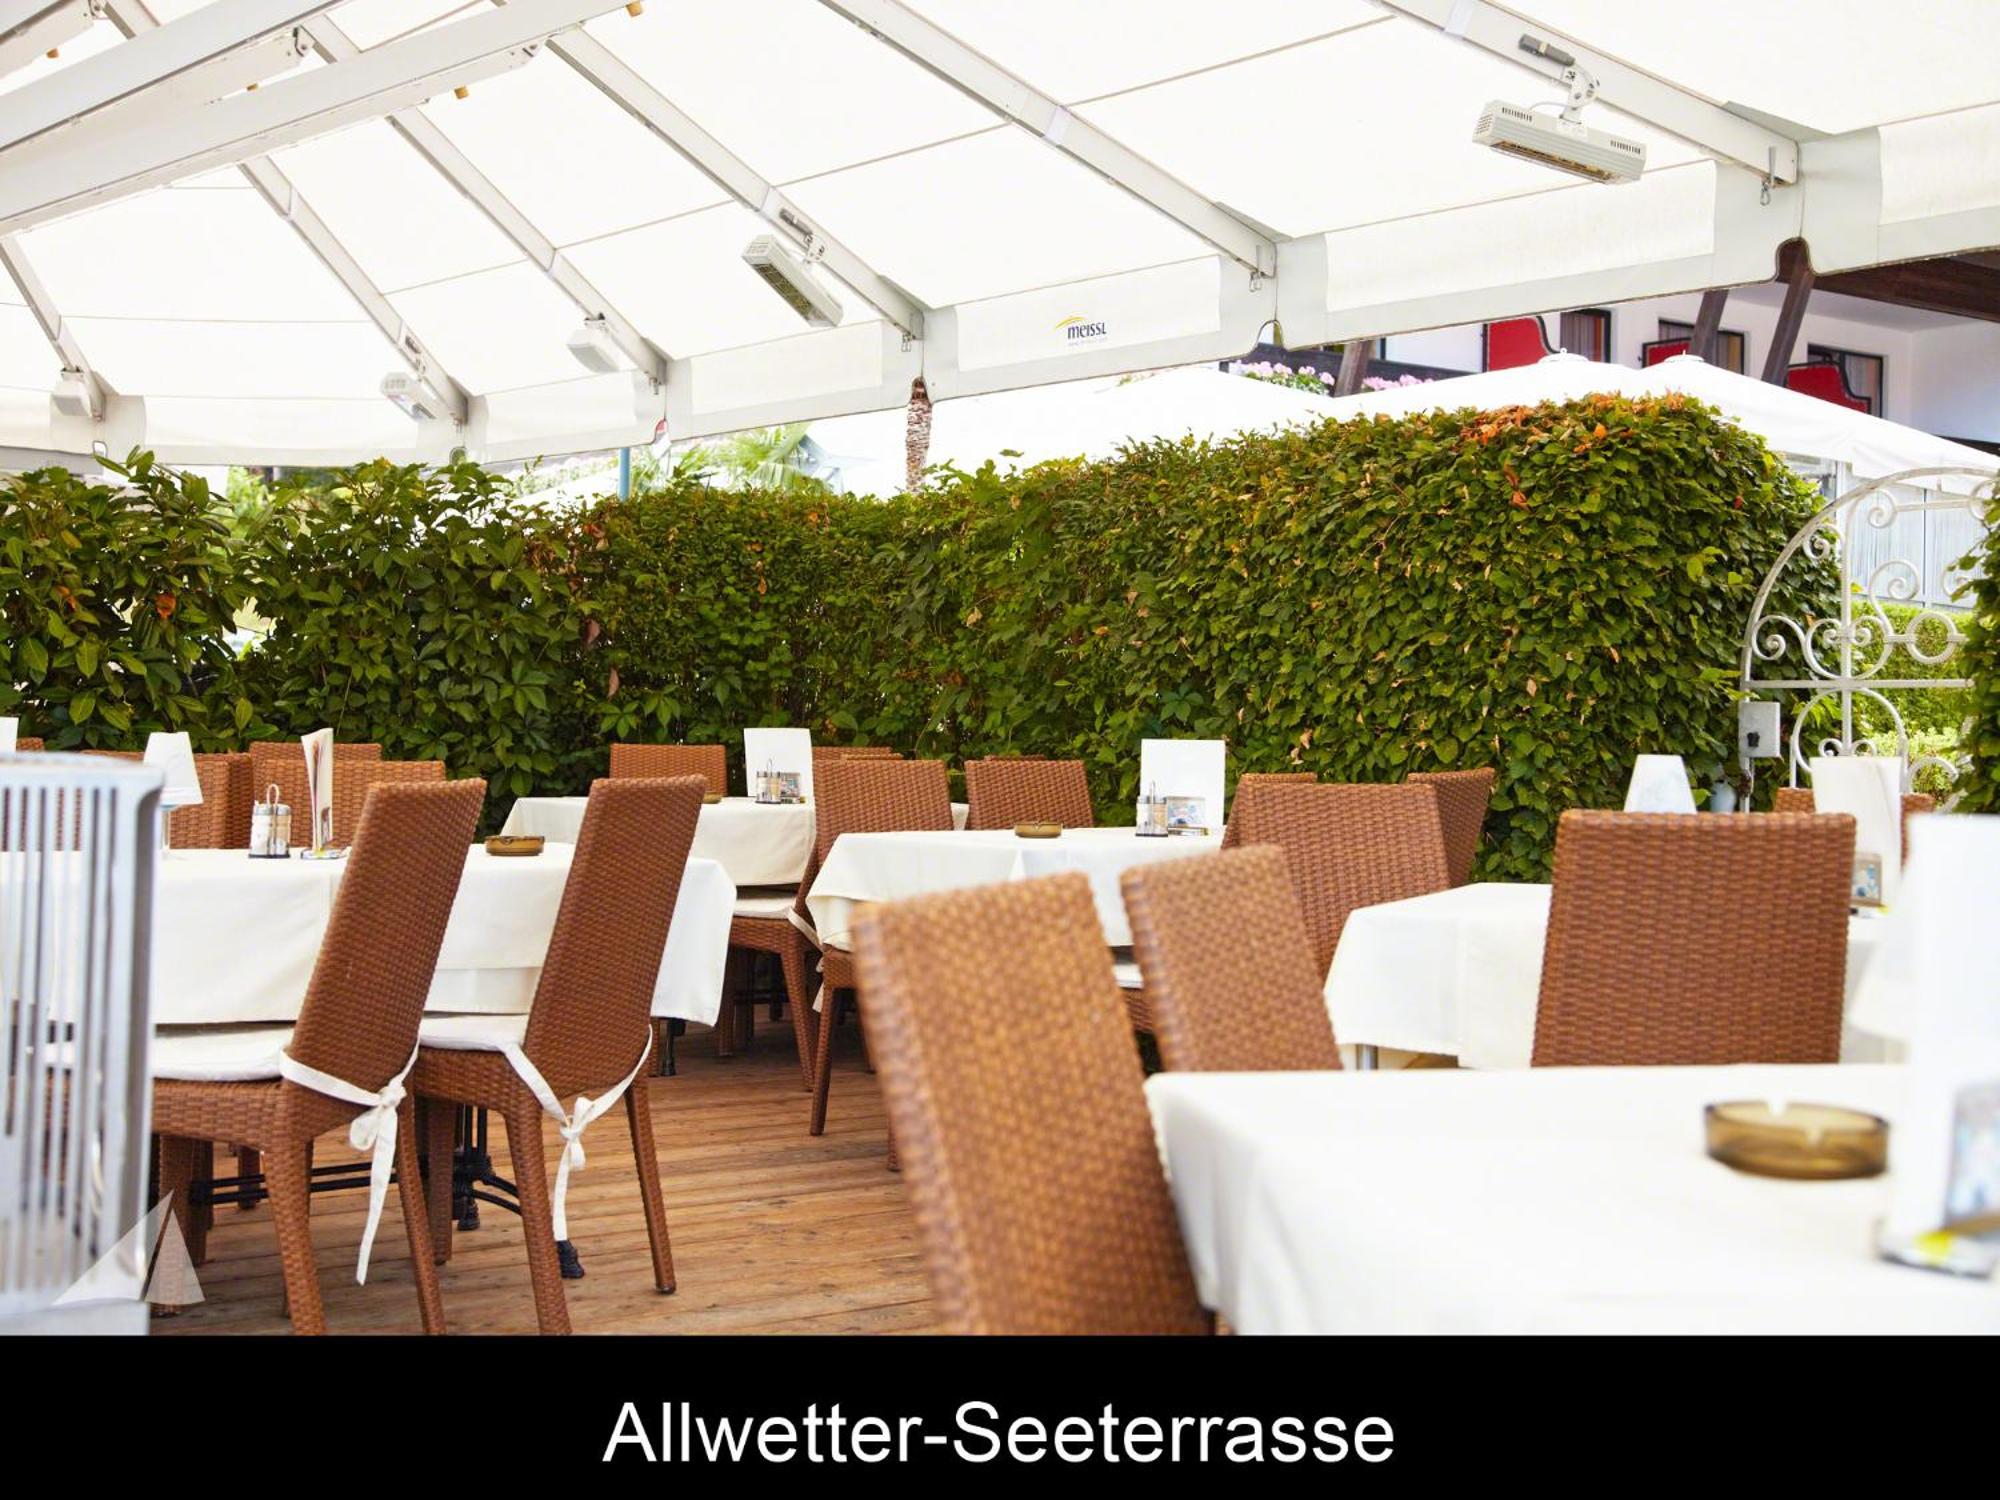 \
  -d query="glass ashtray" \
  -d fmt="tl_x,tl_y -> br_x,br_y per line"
1704,1100 -> 1888,1180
